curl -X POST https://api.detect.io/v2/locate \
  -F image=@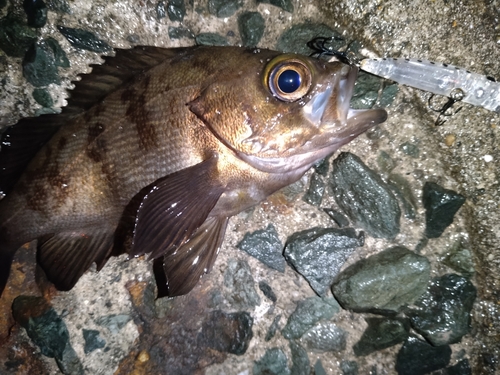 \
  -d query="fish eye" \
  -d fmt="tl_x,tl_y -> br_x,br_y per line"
267,59 -> 312,102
